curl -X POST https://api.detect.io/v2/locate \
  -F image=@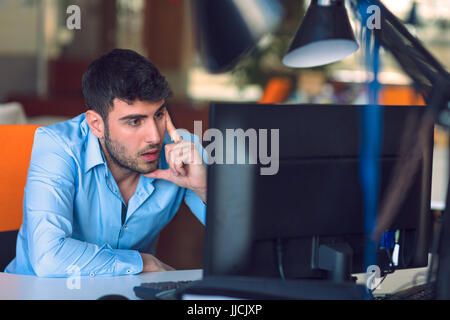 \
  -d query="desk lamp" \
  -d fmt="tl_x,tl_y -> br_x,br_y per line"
191,0 -> 283,73
282,0 -> 359,68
